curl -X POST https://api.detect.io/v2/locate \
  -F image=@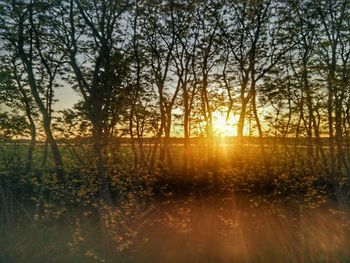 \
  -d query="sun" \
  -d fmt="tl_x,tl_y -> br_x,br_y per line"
212,111 -> 238,137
